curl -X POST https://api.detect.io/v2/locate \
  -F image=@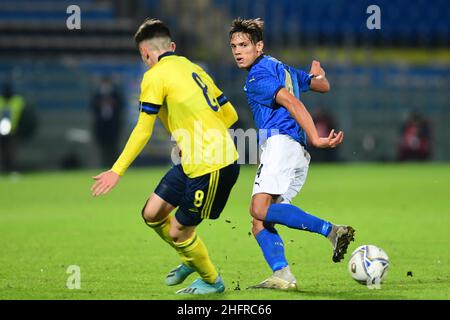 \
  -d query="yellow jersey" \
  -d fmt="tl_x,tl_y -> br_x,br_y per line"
111,52 -> 239,178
